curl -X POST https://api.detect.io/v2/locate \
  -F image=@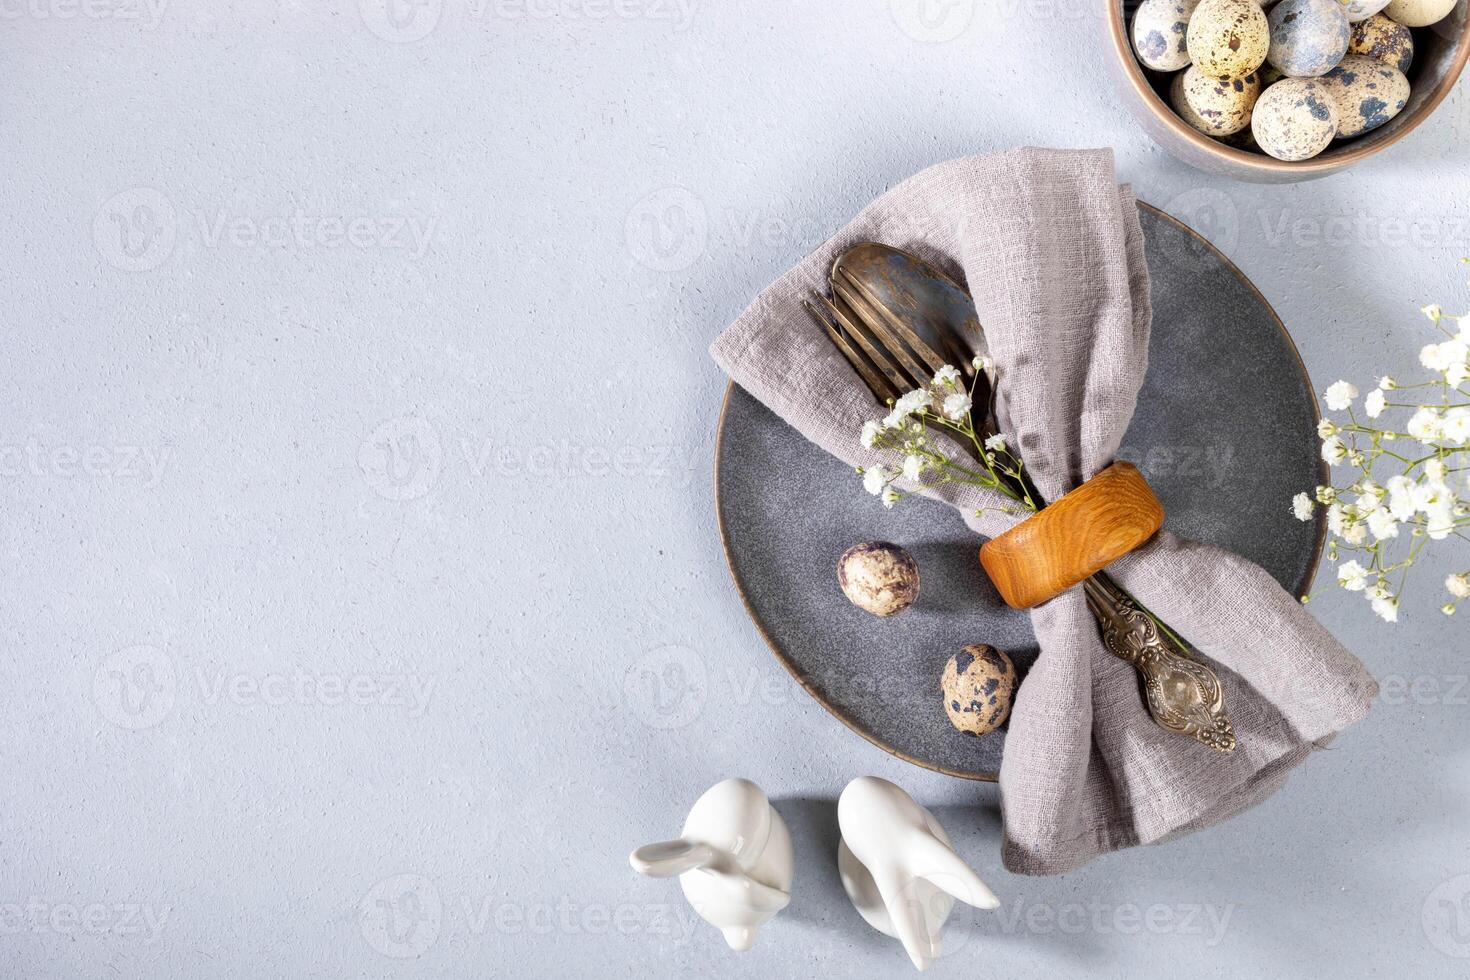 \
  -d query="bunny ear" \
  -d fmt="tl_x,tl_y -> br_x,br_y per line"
905,832 -> 999,911
629,840 -> 716,878
870,864 -> 942,972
